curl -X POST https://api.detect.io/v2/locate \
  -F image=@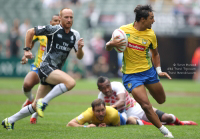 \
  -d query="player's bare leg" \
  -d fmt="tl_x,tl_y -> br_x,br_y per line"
131,85 -> 173,137
45,70 -> 76,90
22,71 -> 40,107
145,82 -> 166,104
131,85 -> 161,127
127,117 -> 152,125
30,84 -> 51,123
36,70 -> 76,117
